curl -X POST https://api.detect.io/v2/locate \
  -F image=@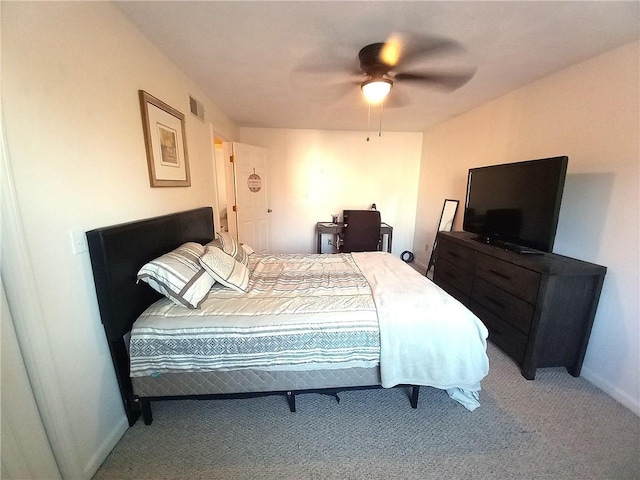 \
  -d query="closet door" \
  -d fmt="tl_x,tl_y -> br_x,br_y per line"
1,285 -> 60,480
